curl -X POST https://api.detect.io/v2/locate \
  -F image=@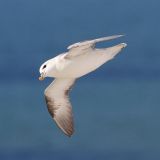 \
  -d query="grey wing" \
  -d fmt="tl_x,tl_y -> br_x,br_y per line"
65,35 -> 124,58
44,78 -> 76,137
